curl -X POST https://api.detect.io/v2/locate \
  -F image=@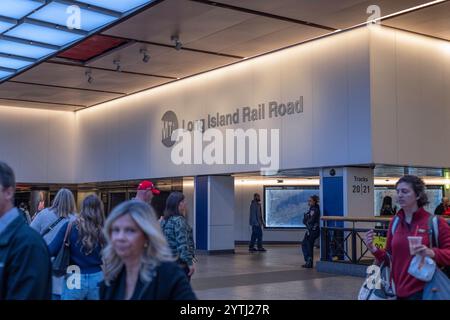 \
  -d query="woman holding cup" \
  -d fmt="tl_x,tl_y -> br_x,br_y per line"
365,175 -> 450,300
